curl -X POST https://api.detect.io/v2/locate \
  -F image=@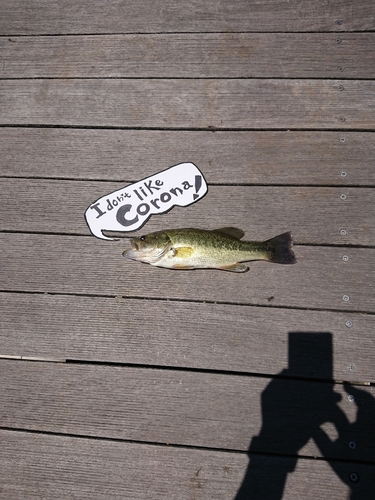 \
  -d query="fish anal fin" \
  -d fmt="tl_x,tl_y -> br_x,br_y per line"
219,263 -> 249,273
213,227 -> 245,240
173,247 -> 195,259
